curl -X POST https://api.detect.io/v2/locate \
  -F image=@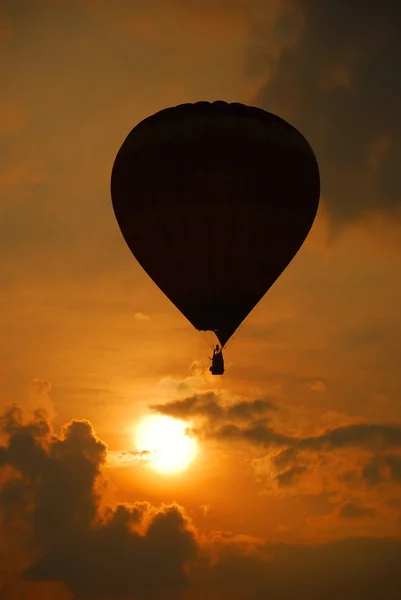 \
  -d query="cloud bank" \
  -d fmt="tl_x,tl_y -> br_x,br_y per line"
1,400 -> 401,599
256,0 -> 401,223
